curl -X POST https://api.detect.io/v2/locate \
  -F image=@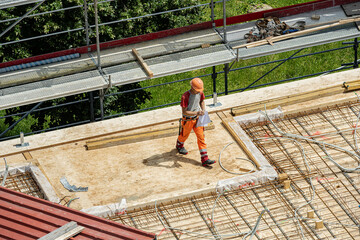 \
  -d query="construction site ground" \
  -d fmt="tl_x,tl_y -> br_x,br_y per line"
0,68 -> 358,209
2,68 -> 360,239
